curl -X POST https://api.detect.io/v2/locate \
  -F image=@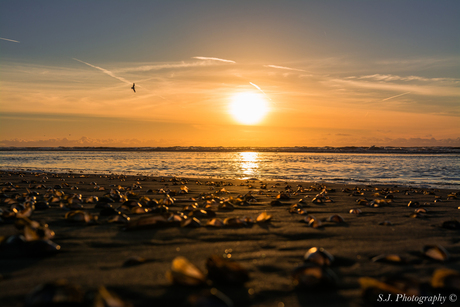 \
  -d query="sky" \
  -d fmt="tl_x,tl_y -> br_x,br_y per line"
0,0 -> 459,147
